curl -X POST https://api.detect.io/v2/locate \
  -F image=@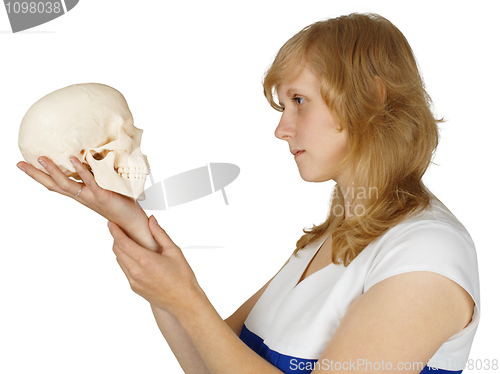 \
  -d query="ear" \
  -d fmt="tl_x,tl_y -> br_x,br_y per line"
374,75 -> 387,105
